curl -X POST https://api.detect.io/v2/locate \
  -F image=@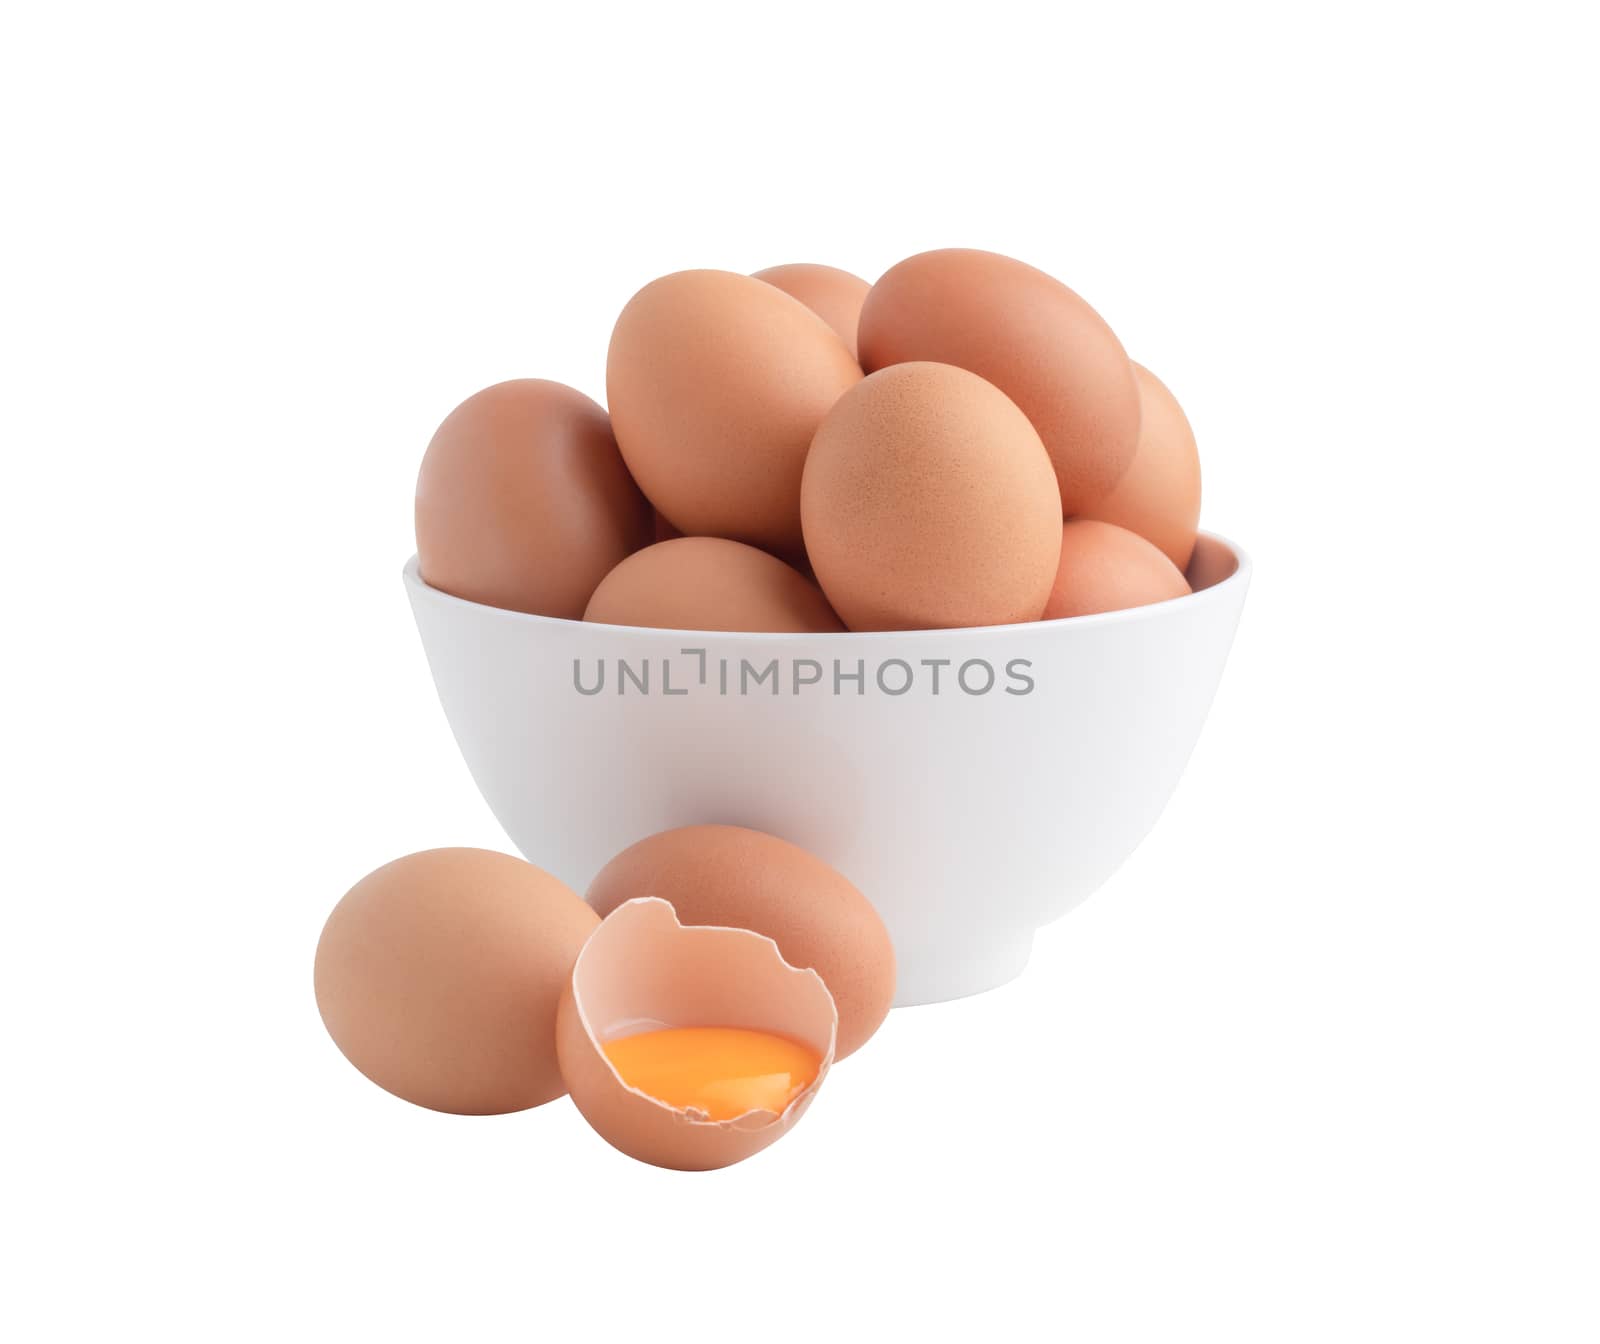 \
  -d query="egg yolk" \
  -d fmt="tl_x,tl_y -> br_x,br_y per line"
602,1026 -> 822,1121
